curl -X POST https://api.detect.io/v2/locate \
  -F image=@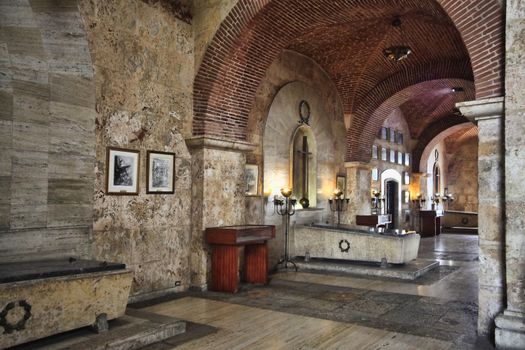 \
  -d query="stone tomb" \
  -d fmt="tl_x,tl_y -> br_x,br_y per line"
293,224 -> 420,265
0,259 -> 133,349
